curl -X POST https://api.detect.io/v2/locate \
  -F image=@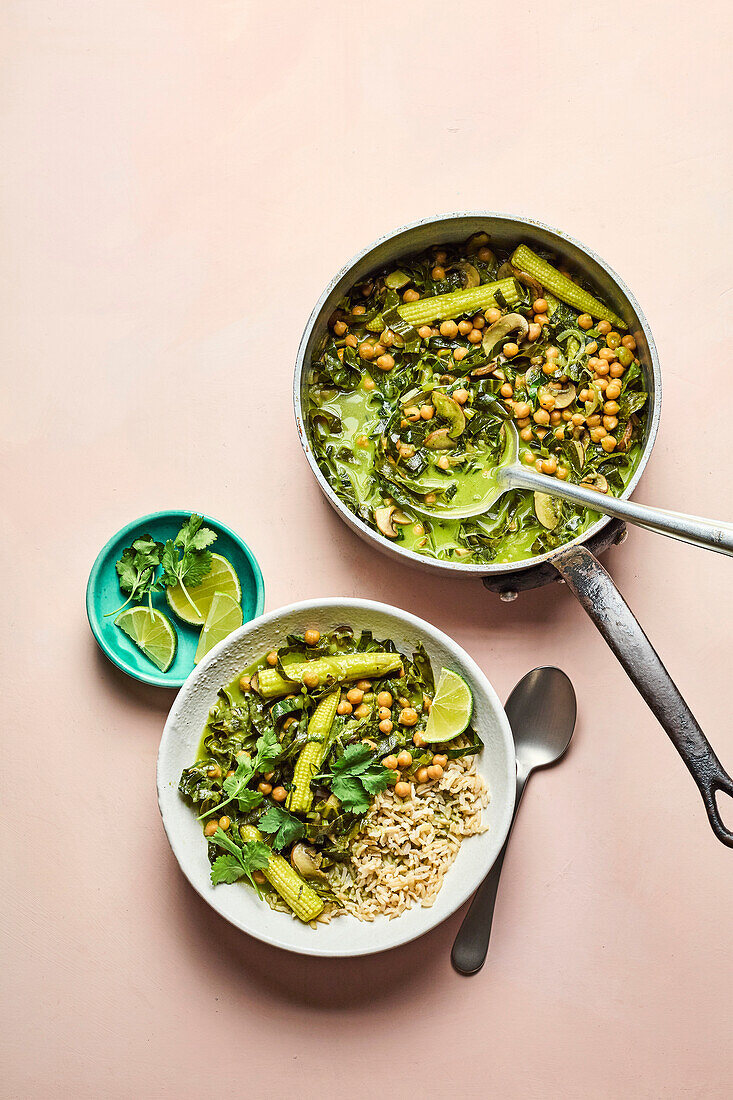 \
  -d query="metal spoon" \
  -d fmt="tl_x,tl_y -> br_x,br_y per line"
413,420 -> 733,557
451,666 -> 577,976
